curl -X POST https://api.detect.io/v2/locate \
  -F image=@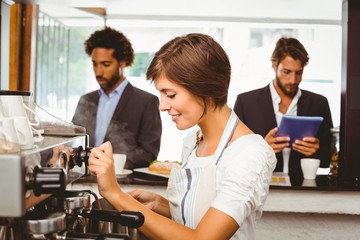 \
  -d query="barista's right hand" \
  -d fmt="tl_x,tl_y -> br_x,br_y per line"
88,141 -> 121,199
128,189 -> 171,218
264,127 -> 290,153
